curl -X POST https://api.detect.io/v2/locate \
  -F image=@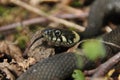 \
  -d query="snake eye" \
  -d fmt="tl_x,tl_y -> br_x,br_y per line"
55,30 -> 61,36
